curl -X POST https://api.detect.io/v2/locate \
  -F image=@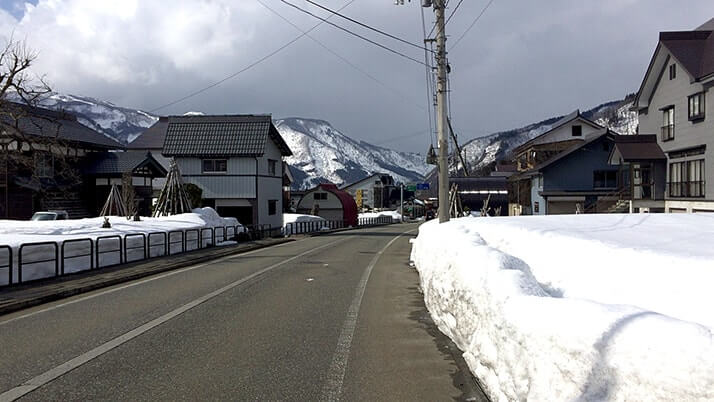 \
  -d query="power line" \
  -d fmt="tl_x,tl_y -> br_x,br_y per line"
256,0 -> 424,111
452,0 -> 495,49
426,0 -> 464,40
148,0 -> 355,113
420,3 -> 435,146
304,0 -> 432,54
279,0 -> 426,67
